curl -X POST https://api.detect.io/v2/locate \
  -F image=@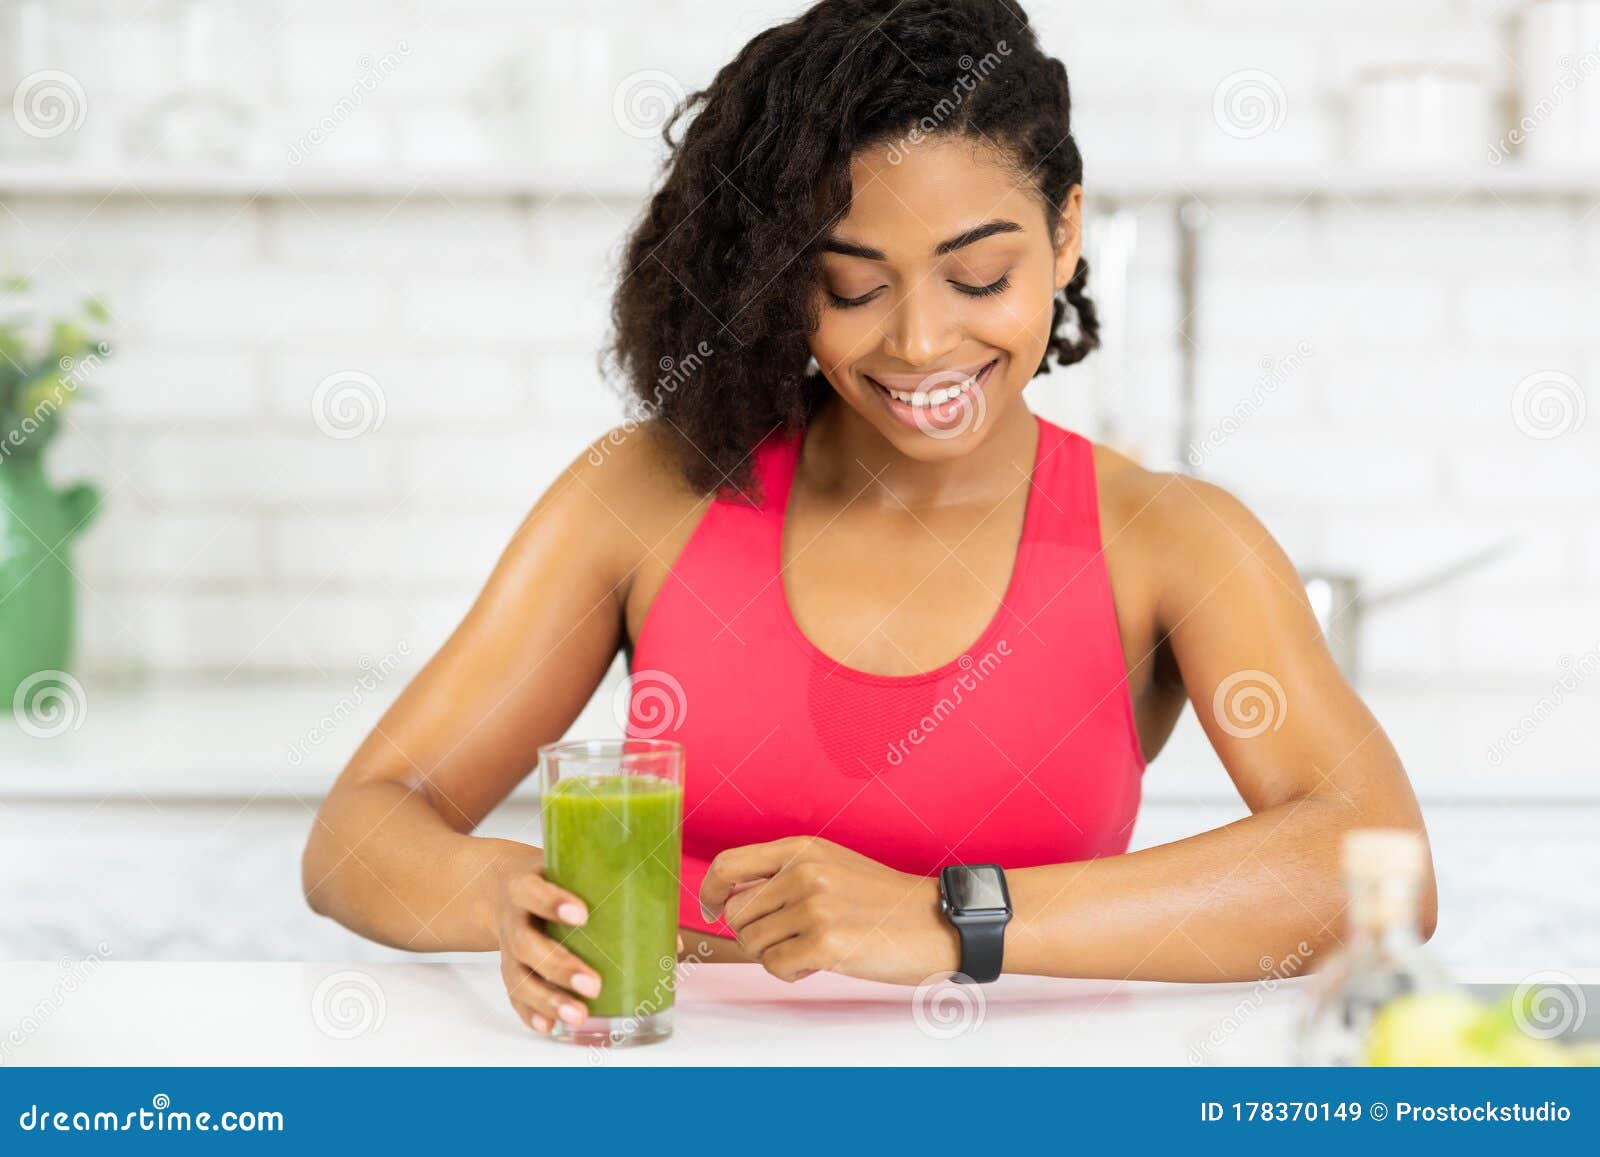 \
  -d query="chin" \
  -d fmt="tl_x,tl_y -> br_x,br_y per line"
872,415 -> 995,460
